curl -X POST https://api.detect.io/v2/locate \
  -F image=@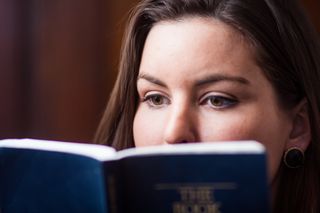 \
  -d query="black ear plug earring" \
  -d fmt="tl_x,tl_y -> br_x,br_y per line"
283,147 -> 304,168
